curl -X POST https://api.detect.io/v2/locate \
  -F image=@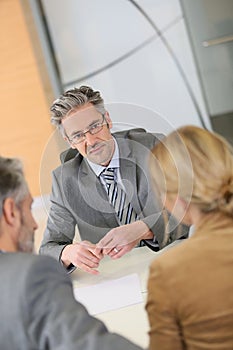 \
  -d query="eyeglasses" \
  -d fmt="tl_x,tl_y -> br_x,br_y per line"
67,114 -> 106,145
